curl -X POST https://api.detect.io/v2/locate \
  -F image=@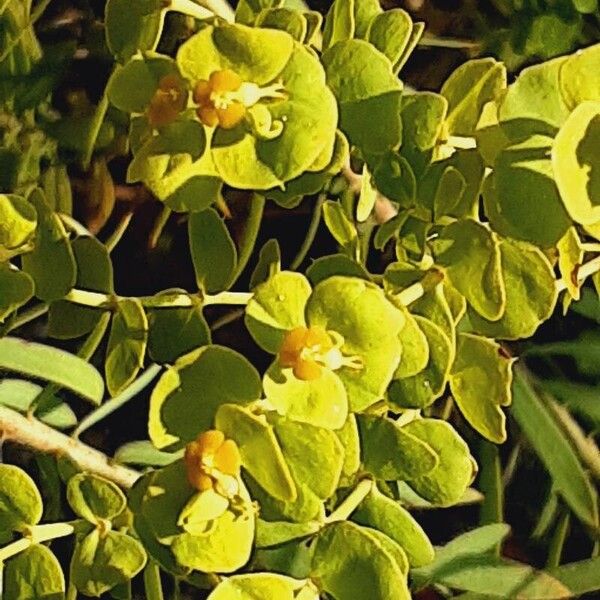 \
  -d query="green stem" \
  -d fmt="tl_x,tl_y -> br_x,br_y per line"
105,211 -> 134,254
2,302 -> 49,335
326,479 -> 373,524
231,193 -> 266,284
289,194 -> 325,271
203,291 -> 252,306
547,510 -> 570,569
148,207 -> 172,250
556,254 -> 600,293
0,523 -> 75,562
144,561 -> 165,600
168,0 -> 214,20
478,440 -> 504,553
73,363 -> 162,439
66,582 -> 78,600
31,312 -> 111,417
210,307 -> 245,331
81,84 -> 111,171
